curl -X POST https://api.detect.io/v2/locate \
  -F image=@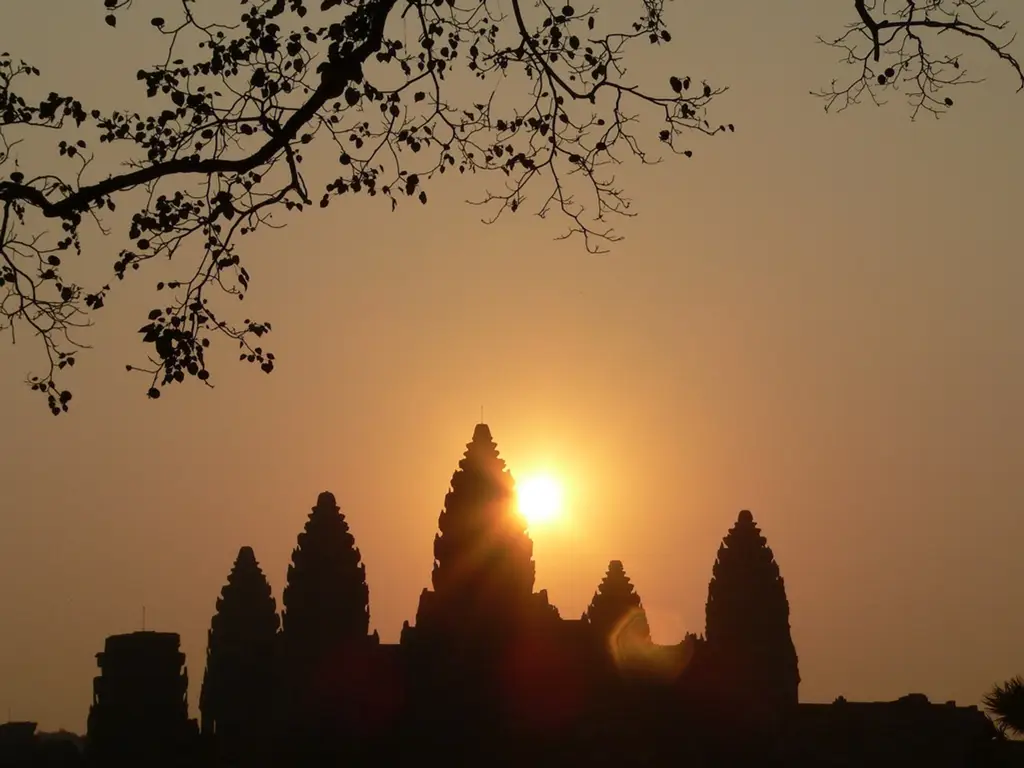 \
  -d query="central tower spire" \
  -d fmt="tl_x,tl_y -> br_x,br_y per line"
413,423 -> 536,638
